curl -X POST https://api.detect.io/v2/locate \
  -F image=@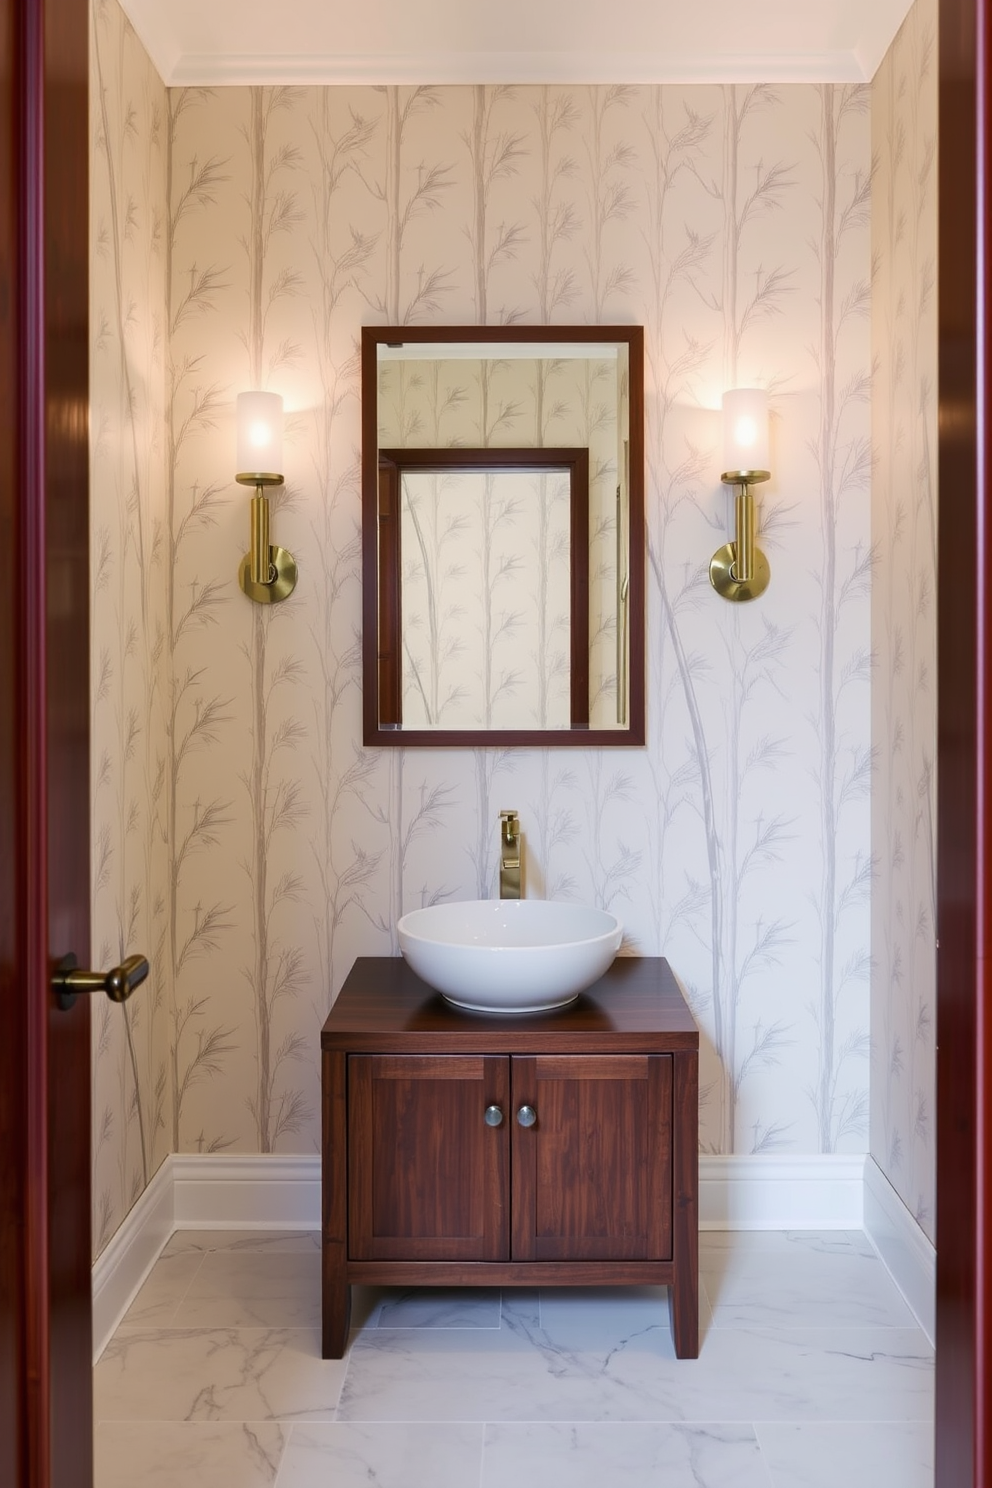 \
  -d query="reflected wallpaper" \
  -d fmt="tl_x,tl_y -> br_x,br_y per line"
87,0 -> 938,1259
